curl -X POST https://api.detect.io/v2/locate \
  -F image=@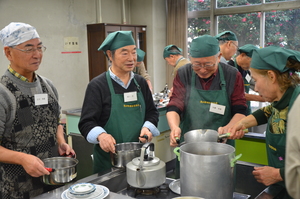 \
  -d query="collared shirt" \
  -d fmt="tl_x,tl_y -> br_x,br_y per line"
109,67 -> 134,89
8,65 -> 36,82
